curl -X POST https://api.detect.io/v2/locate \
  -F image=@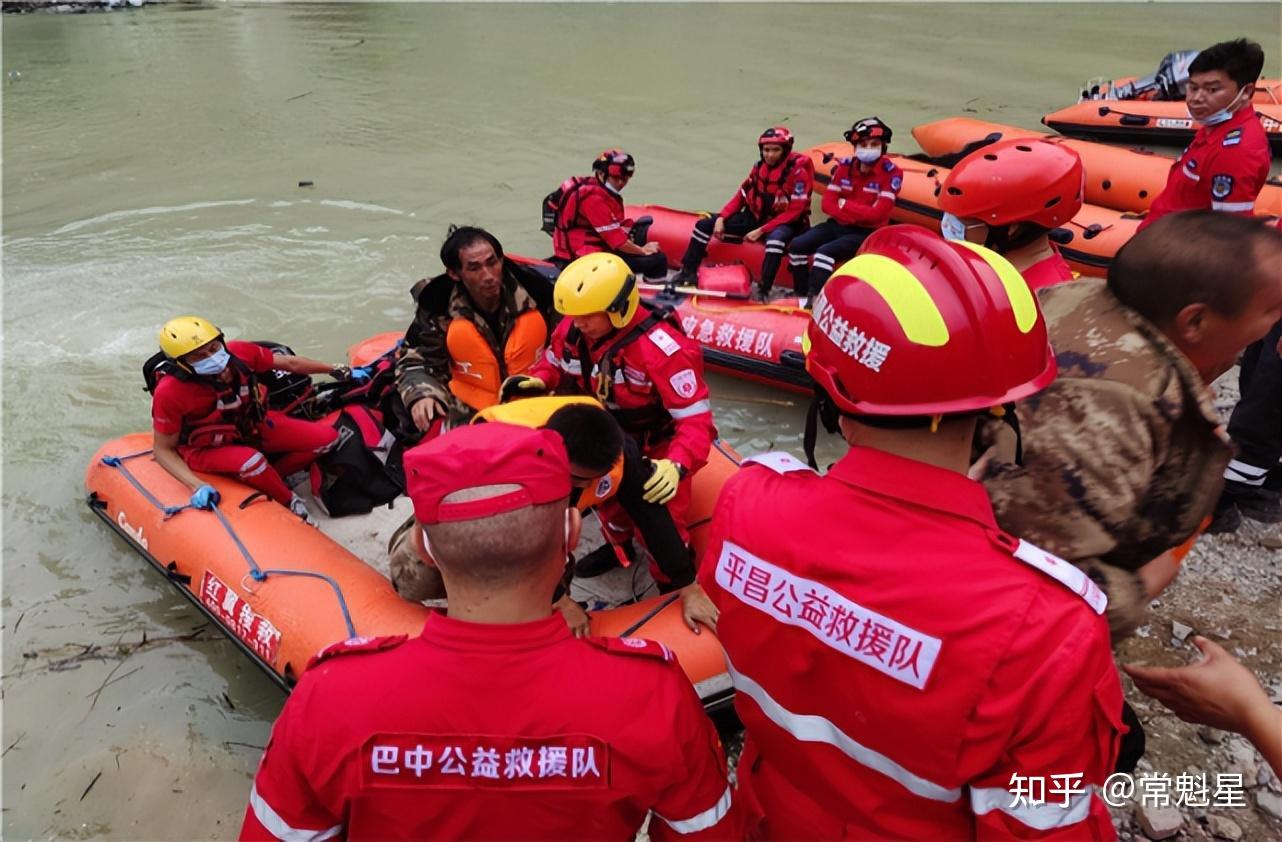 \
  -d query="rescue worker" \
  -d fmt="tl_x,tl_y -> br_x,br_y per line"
395,225 -> 553,434
550,149 -> 668,280
1139,39 -> 1271,230
938,137 -> 1085,290
671,126 -> 815,299
700,225 -> 1121,840
240,422 -> 742,841
504,253 -> 717,579
151,316 -> 347,523
982,212 -> 1282,641
786,117 -> 902,303
387,396 -> 718,635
